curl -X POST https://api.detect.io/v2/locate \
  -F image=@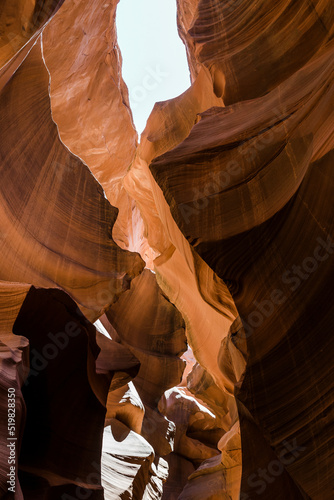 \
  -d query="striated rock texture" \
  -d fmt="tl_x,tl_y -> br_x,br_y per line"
100,269 -> 187,498
148,1 -> 334,496
0,38 -> 144,322
0,0 -> 64,68
42,0 -> 153,261
0,0 -> 333,499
